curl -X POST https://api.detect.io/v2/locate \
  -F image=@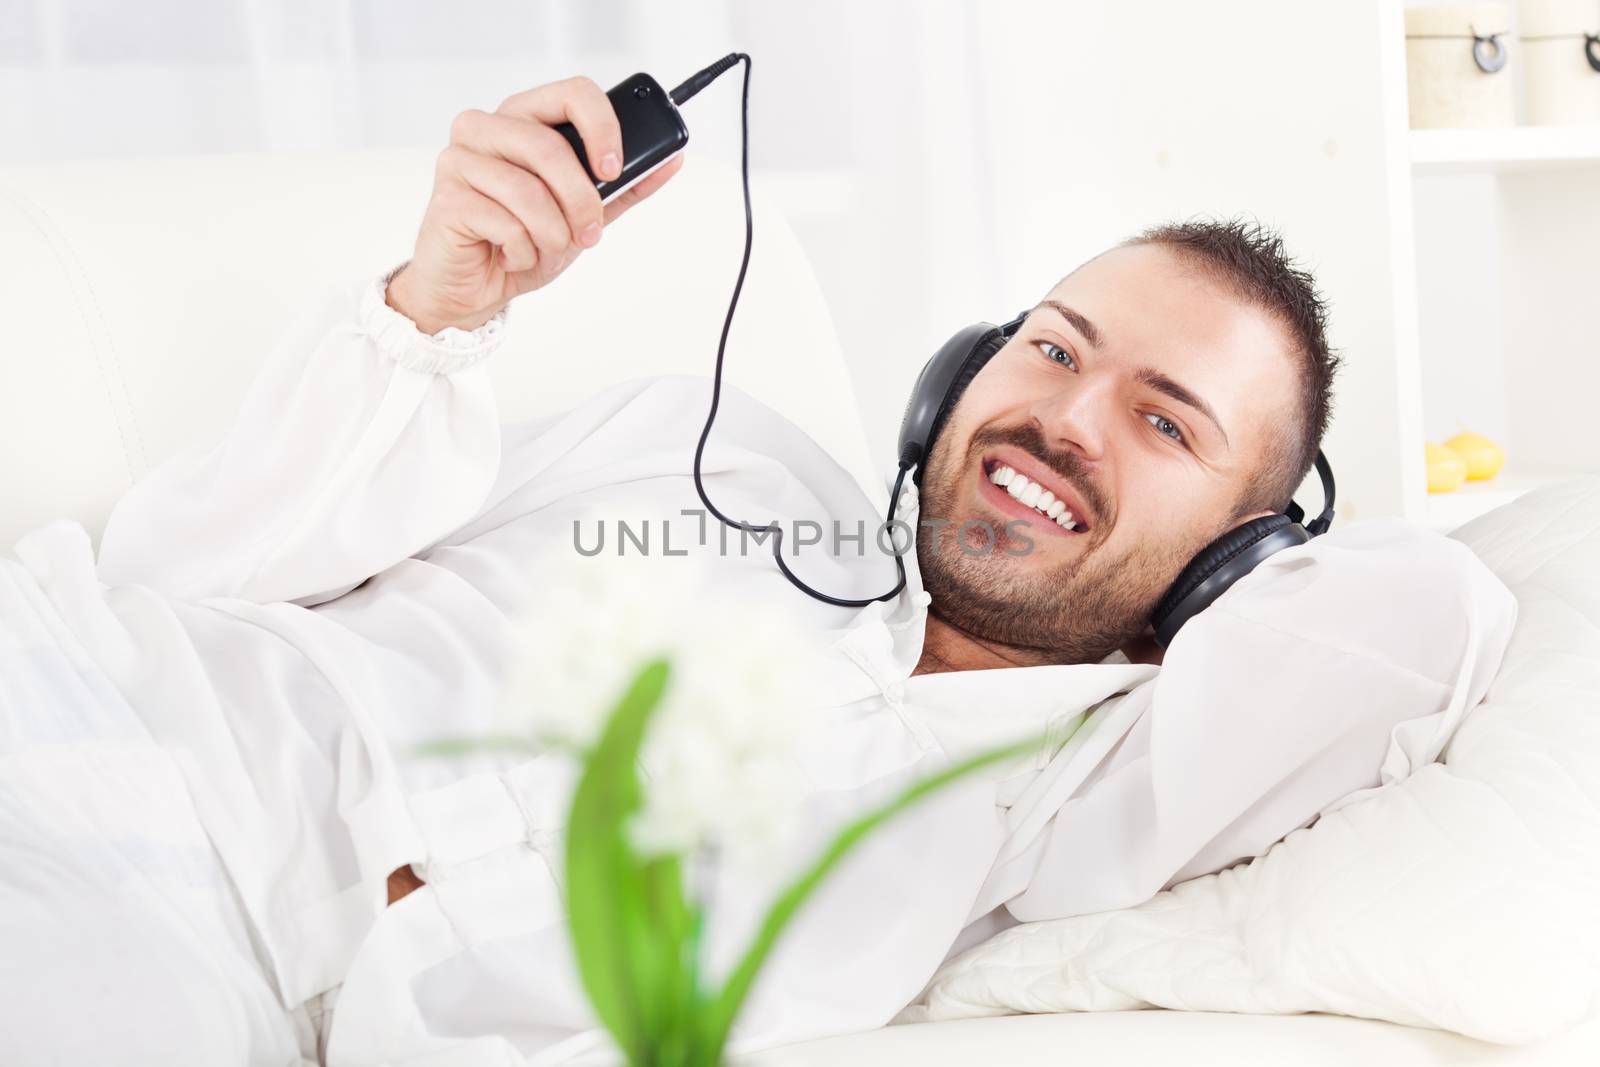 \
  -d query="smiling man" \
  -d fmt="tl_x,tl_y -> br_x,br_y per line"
915,224 -> 1338,672
2,76 -> 1516,1067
